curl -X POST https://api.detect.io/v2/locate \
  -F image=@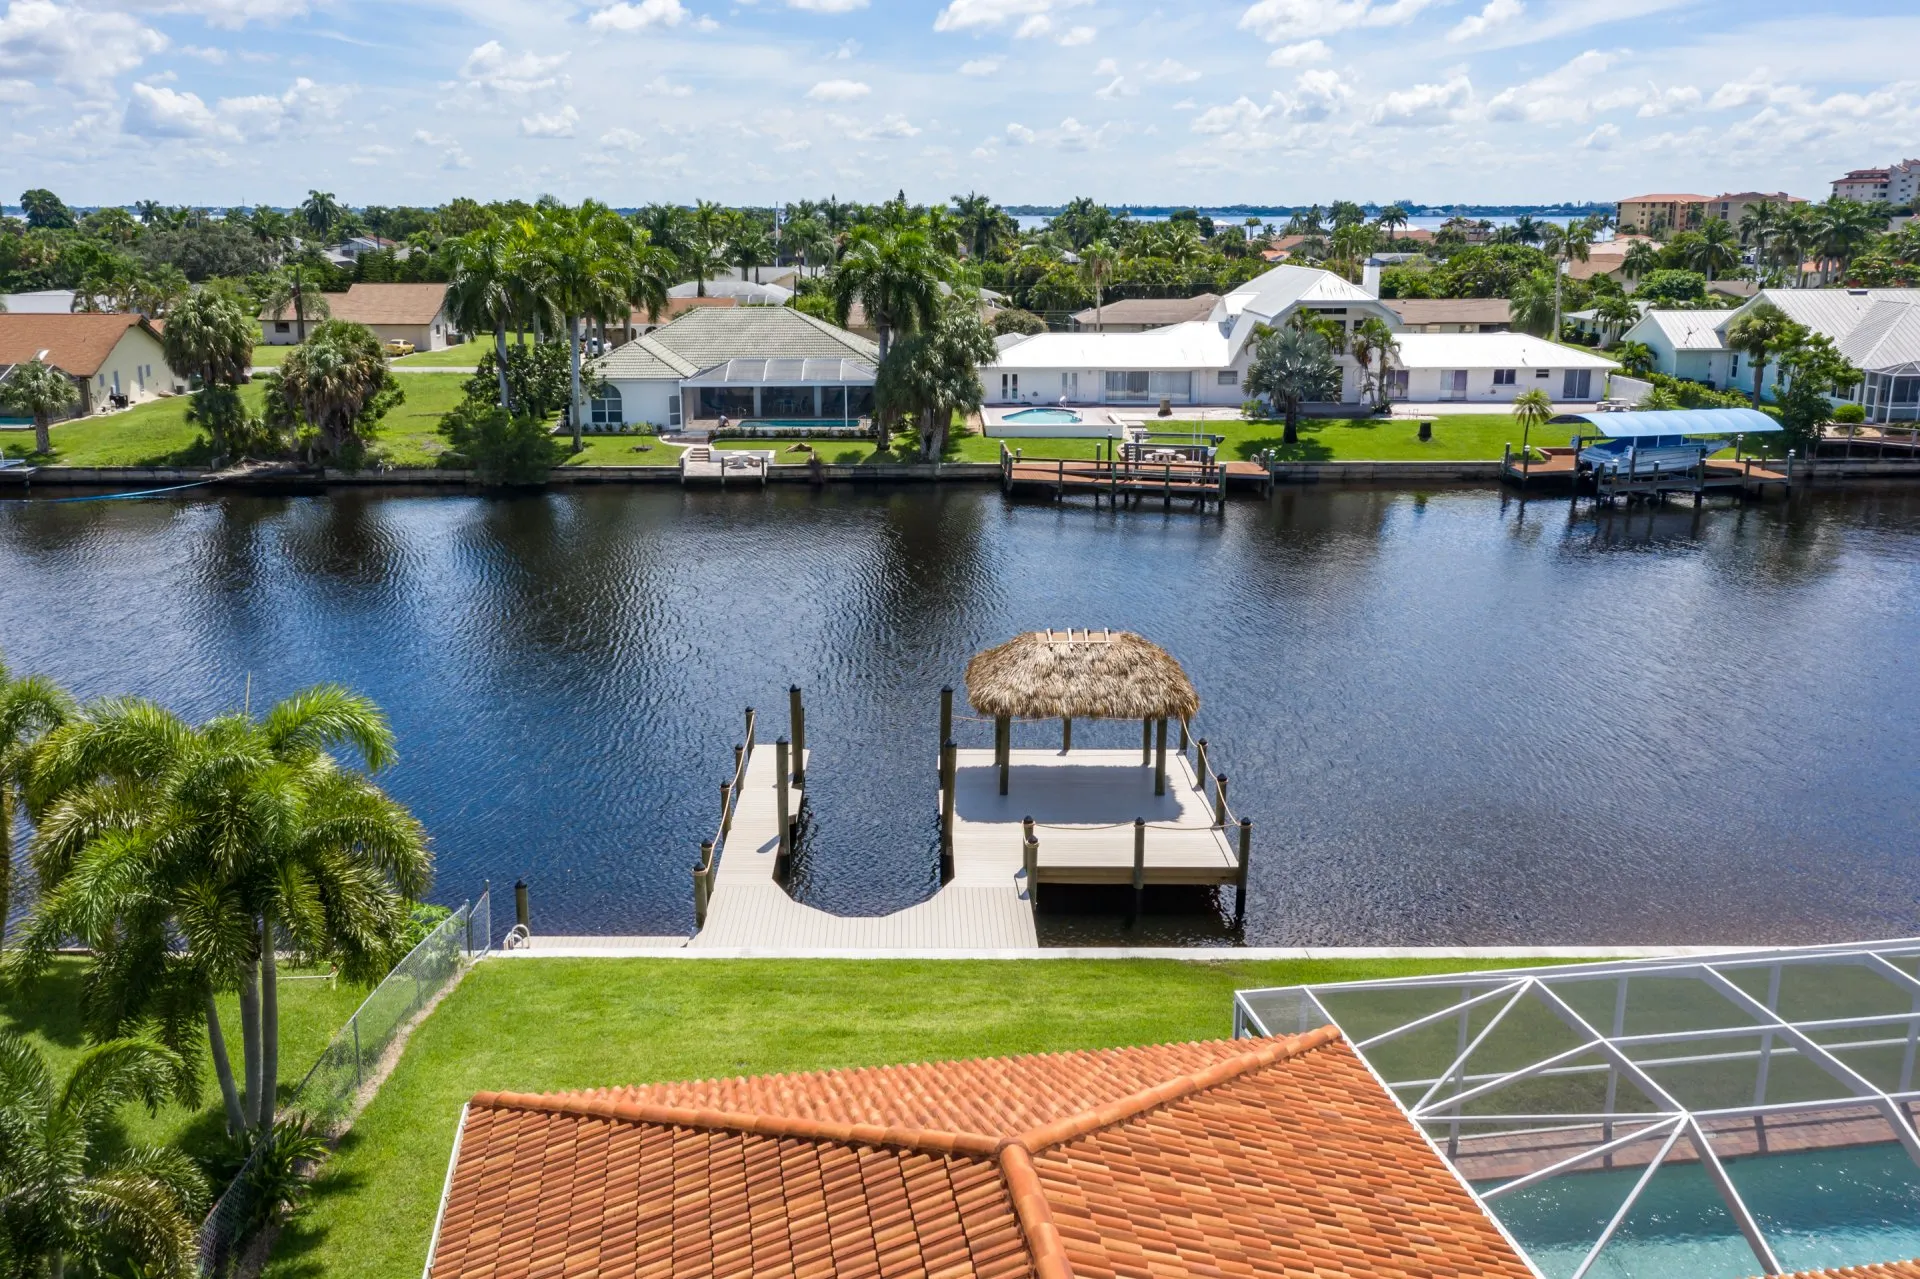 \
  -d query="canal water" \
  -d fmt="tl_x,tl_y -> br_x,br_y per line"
3,483 -> 1917,946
